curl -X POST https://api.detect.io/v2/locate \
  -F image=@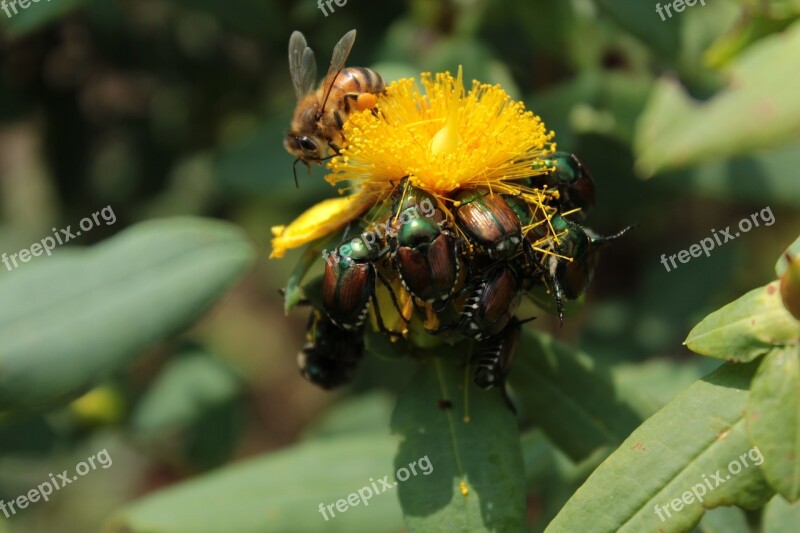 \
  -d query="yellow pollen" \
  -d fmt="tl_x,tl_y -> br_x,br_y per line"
326,68 -> 556,198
